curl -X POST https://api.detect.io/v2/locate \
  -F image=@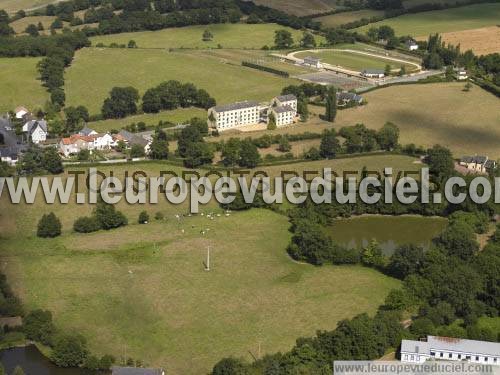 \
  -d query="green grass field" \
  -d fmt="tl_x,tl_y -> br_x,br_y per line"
0,157 -> 406,374
333,82 -> 500,158
356,3 -> 500,37
88,108 -> 206,133
314,9 -> 384,27
0,57 -> 48,113
65,48 -> 298,114
9,15 -> 56,34
0,0 -> 56,13
251,0 -> 336,16
90,23 -> 323,50
294,49 -> 417,71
